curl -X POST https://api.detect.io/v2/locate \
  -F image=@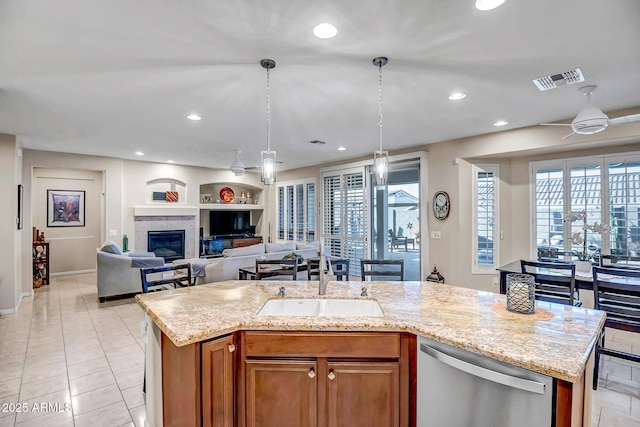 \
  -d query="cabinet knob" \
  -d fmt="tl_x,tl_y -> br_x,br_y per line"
228,344 -> 236,353
308,368 -> 316,379
328,370 -> 336,381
